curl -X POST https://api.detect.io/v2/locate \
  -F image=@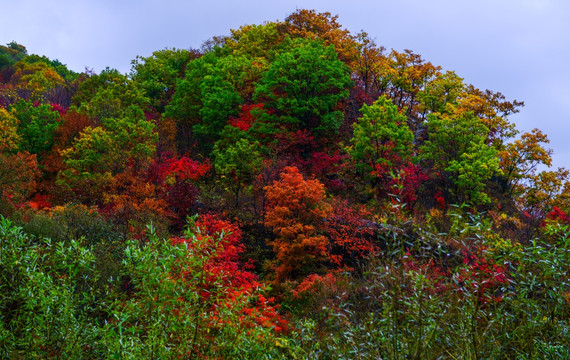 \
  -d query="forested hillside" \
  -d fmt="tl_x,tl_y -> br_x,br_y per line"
1,9 -> 570,359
